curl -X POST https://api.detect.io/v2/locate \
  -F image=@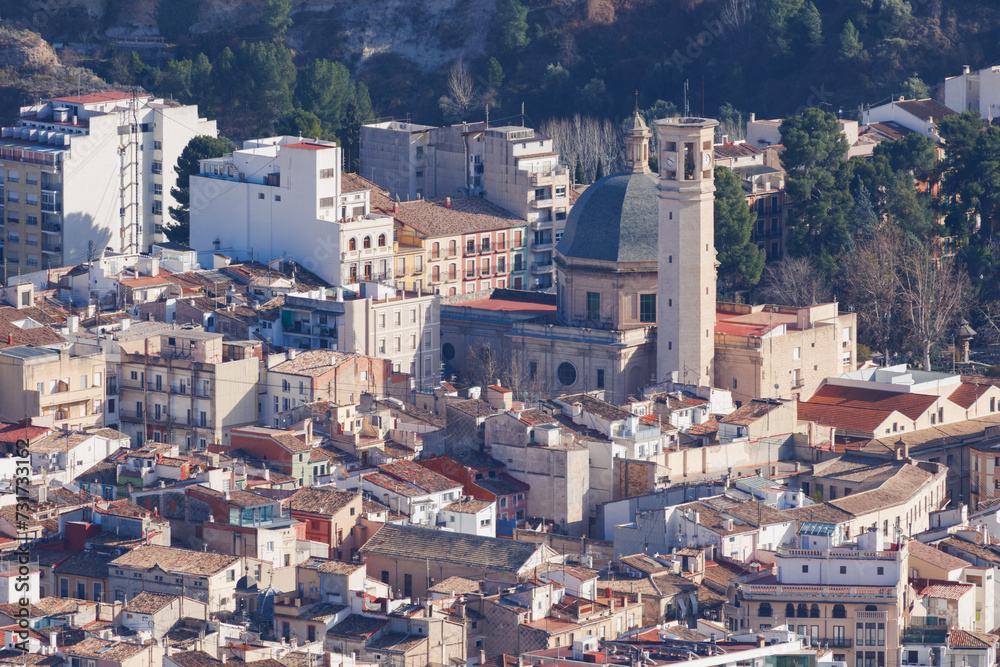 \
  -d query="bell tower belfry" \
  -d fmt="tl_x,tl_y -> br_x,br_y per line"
655,117 -> 718,386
